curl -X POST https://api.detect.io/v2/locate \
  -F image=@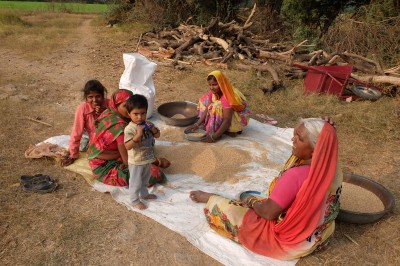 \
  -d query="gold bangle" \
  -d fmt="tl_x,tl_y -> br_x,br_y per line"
248,197 -> 261,208
247,197 -> 256,208
157,158 -> 162,167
